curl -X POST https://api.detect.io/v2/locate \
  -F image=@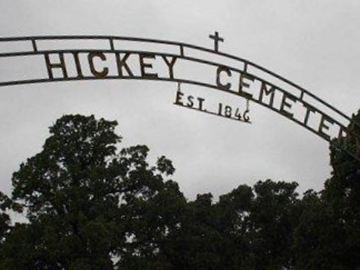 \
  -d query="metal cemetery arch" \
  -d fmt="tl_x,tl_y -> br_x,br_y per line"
0,35 -> 353,144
